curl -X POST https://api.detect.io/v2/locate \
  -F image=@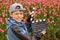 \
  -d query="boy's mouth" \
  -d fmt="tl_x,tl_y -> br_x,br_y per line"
16,18 -> 22,21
